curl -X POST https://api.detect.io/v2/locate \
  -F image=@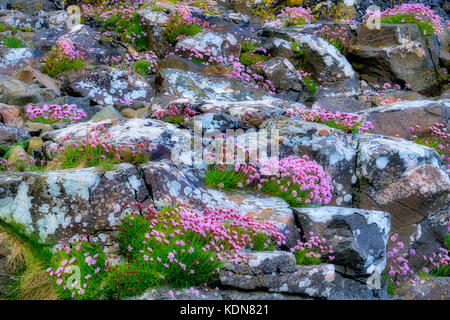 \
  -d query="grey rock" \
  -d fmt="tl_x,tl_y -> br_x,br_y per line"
0,123 -> 30,145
